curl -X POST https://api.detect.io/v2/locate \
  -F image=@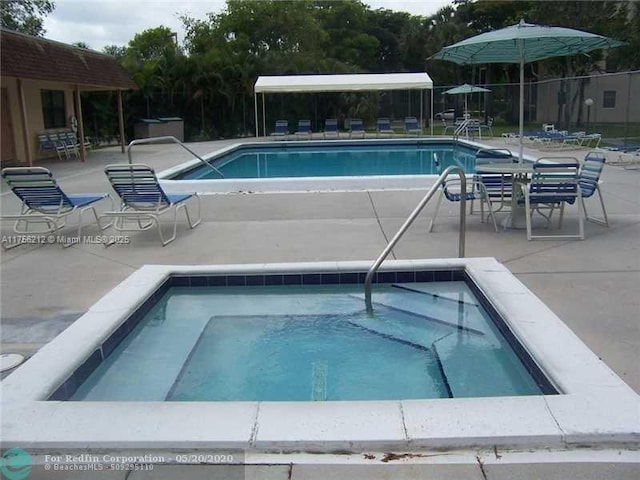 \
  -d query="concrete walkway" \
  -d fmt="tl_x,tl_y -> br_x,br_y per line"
1,137 -> 639,393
